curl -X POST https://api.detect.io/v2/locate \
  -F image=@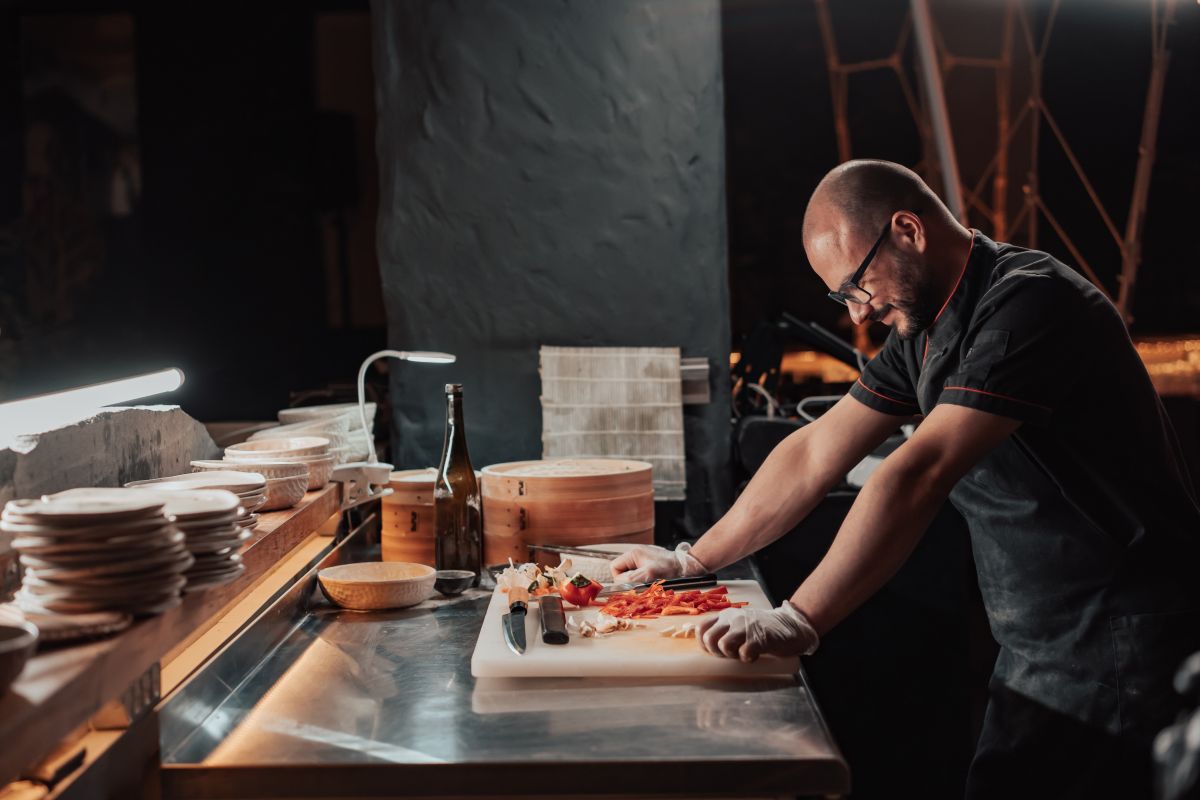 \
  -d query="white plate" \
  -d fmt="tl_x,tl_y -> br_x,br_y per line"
1,515 -> 170,539
150,490 -> 242,519
126,472 -> 266,492
6,492 -> 166,525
